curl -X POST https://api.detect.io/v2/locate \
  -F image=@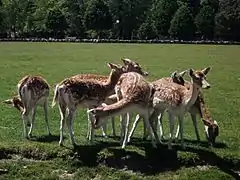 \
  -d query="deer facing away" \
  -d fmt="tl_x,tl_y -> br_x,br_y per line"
3,75 -> 51,139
